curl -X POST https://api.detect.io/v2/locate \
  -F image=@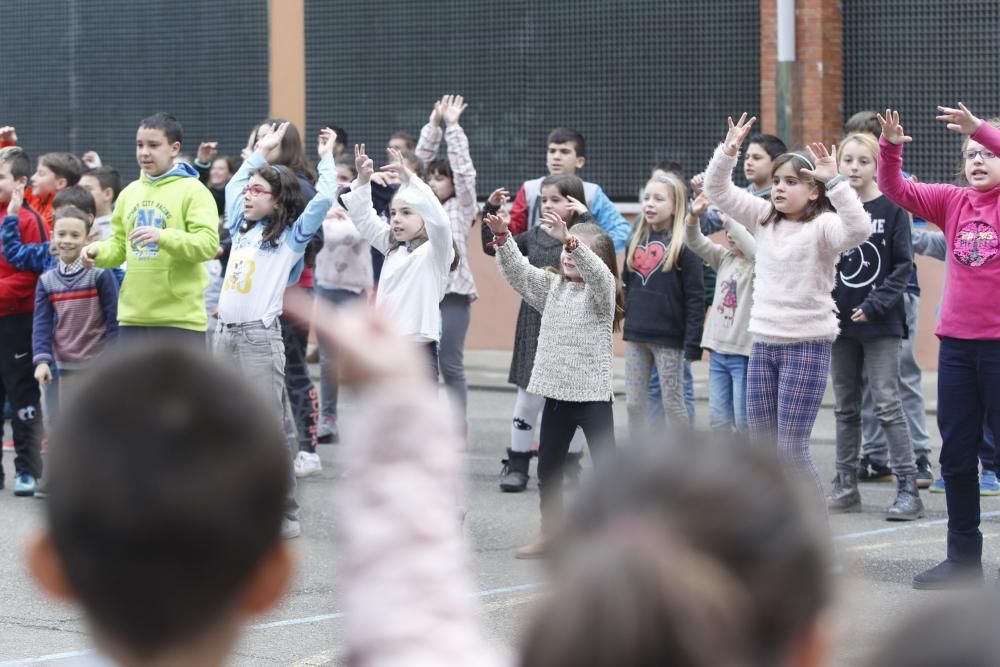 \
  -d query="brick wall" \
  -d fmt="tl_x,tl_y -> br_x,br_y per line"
759,0 -> 842,146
